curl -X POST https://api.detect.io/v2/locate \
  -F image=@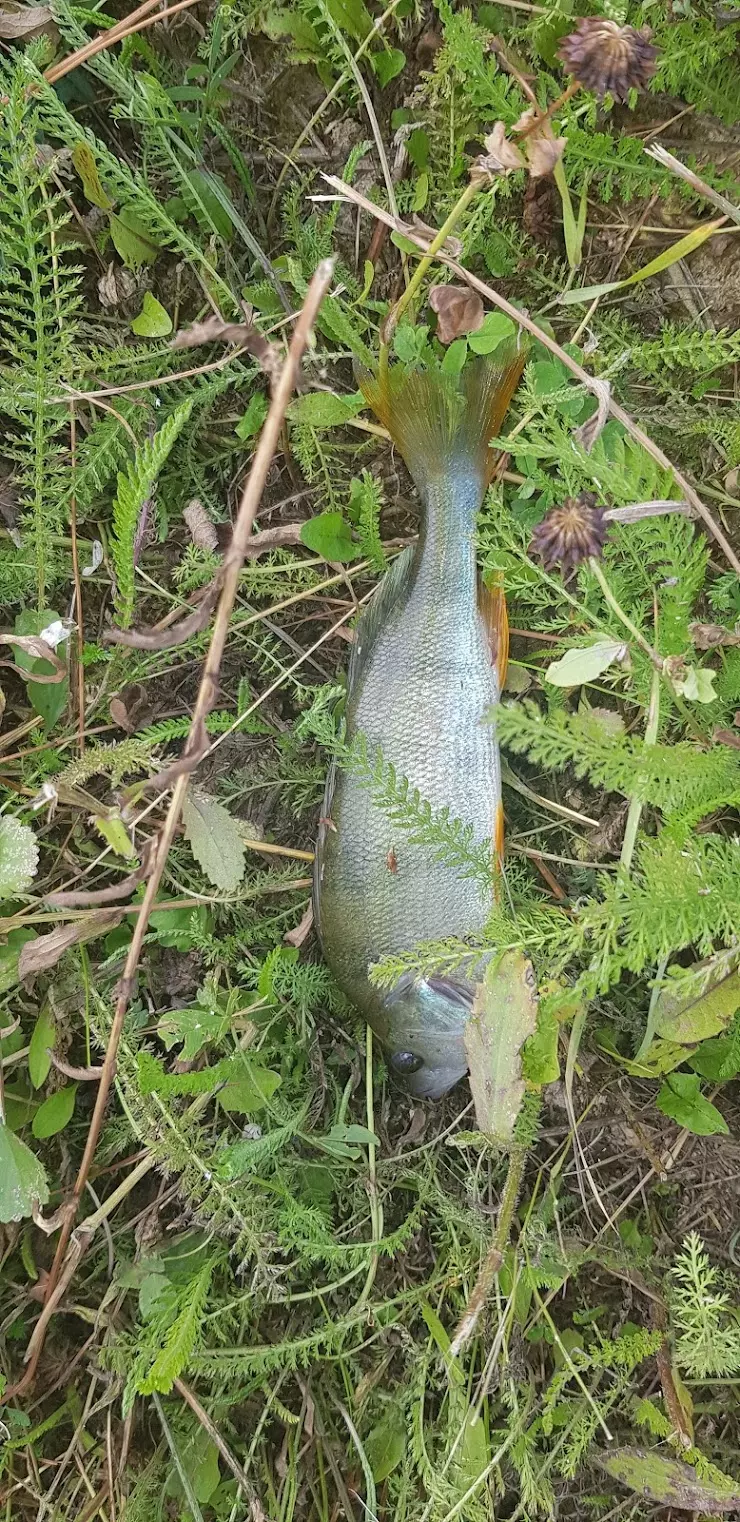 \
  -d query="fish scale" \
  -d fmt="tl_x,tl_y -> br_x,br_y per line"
315,350 -> 525,1097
